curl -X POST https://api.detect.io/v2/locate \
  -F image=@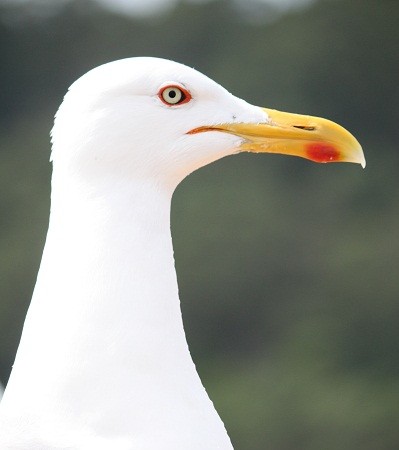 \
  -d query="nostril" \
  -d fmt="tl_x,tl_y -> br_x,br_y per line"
293,125 -> 316,131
